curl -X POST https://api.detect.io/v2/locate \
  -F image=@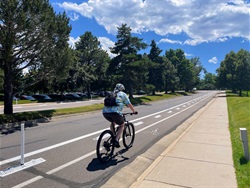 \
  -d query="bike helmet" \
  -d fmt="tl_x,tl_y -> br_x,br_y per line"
115,83 -> 125,92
